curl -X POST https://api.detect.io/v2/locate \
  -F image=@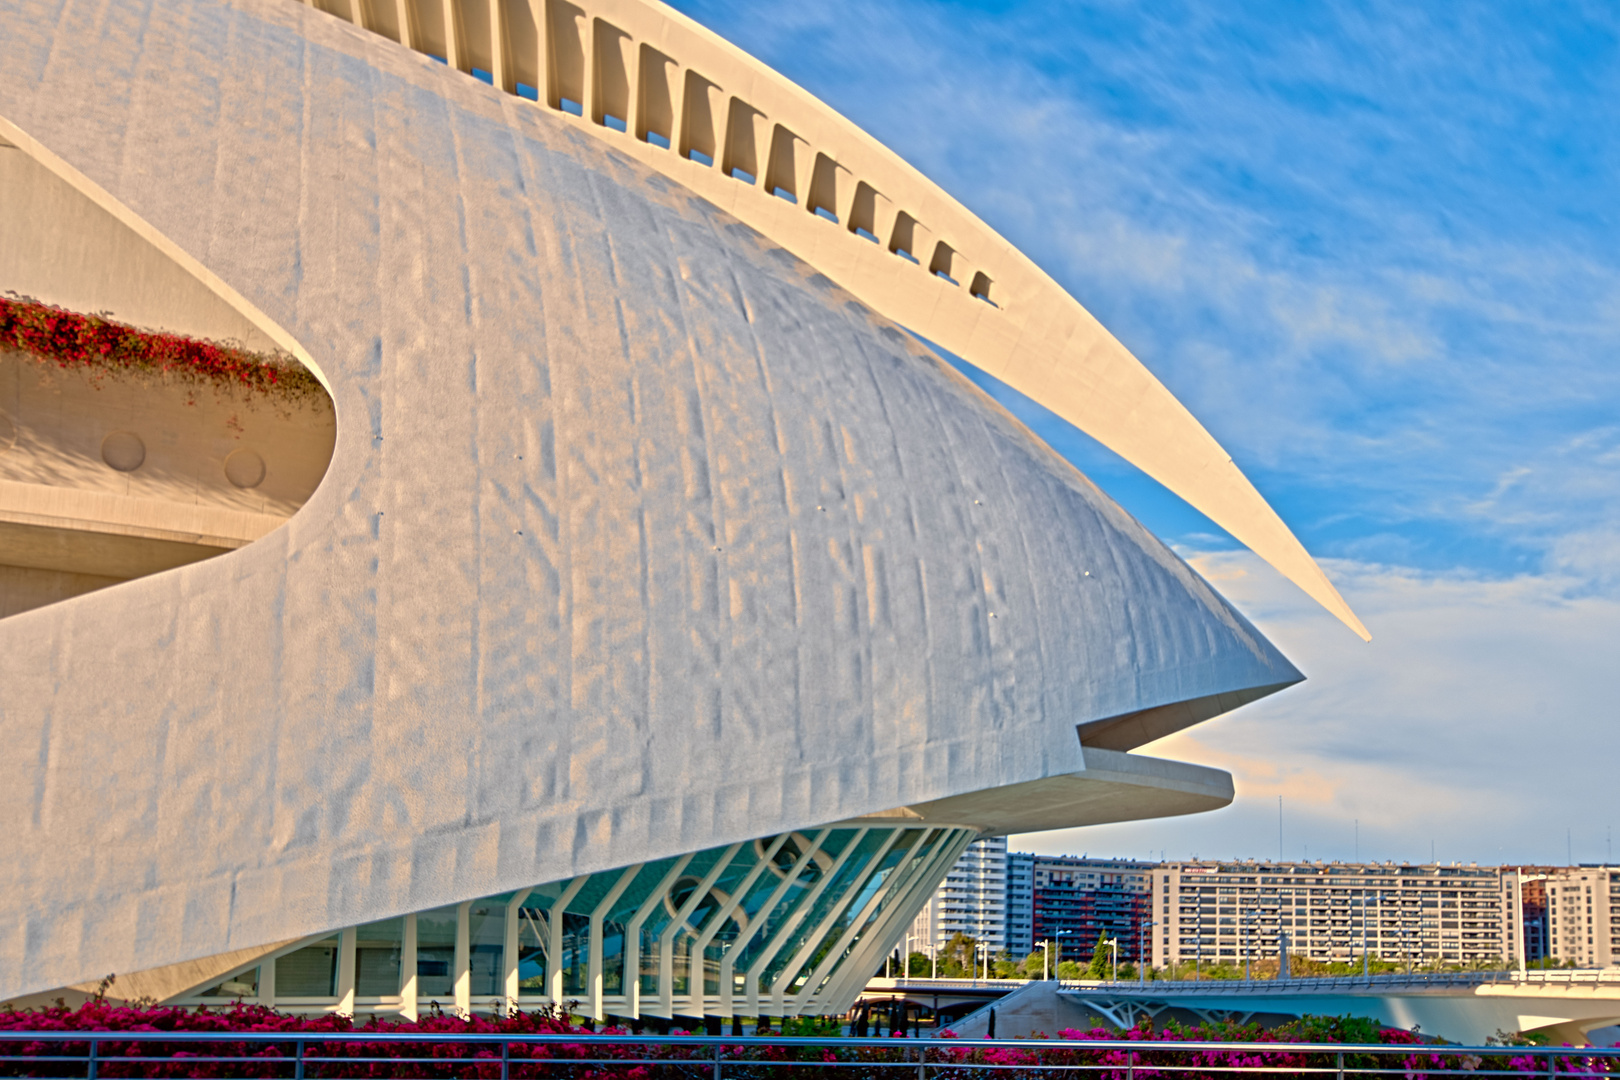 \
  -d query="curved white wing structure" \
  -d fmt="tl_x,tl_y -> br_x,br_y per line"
297,0 -> 1366,641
